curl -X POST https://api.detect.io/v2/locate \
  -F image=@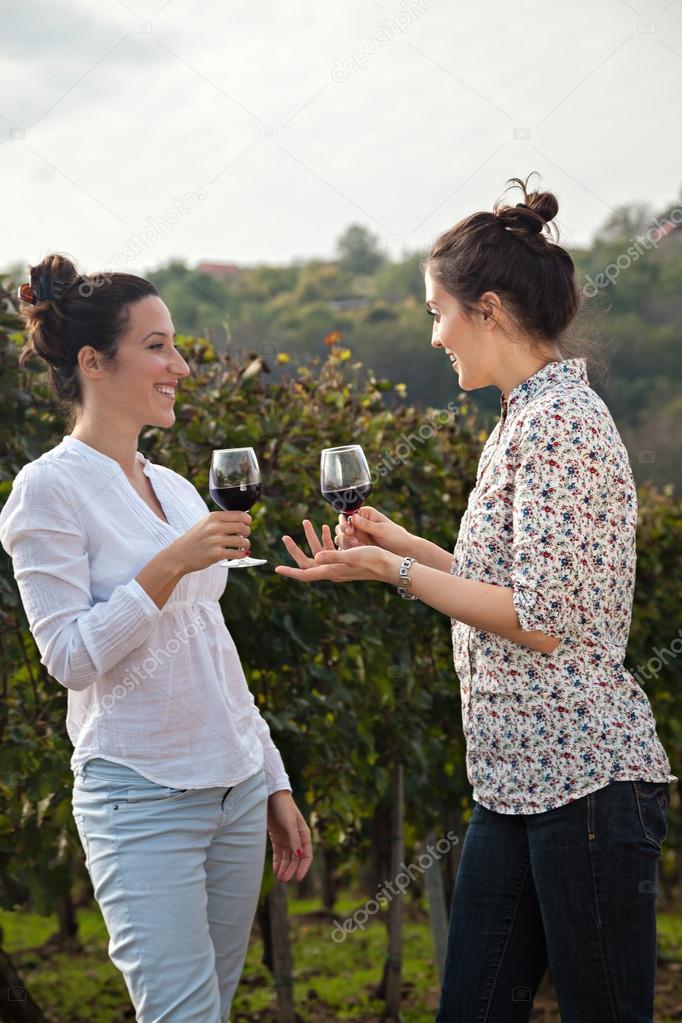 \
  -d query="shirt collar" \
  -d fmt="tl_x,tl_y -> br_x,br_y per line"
62,435 -> 149,474
500,357 -> 589,418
